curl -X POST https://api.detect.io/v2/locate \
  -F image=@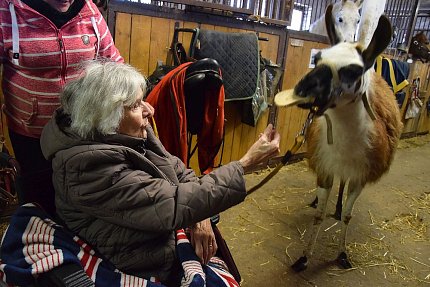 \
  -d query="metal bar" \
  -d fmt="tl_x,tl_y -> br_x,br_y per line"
392,0 -> 402,28
389,0 -> 399,17
109,0 -> 289,31
258,0 -> 264,17
272,0 -> 279,20
140,0 -> 256,14
269,0 -> 275,19
299,1 -> 306,30
265,0 -> 271,18
310,0 -> 316,24
317,0 -> 324,26
398,0 -> 410,37
286,0 -> 293,23
405,0 -> 421,48
393,0 -> 405,49
300,0 -> 308,30
248,0 -> 255,12
267,0 -> 274,19
278,0 -> 284,20
415,16 -> 421,30
386,0 -> 395,18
